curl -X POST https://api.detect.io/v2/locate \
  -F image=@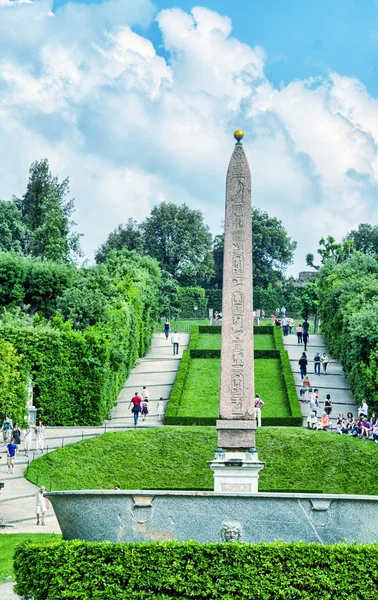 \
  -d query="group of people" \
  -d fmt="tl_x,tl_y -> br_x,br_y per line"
306,397 -> 377,440
299,351 -> 329,381
1,414 -> 45,474
129,388 -> 164,426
